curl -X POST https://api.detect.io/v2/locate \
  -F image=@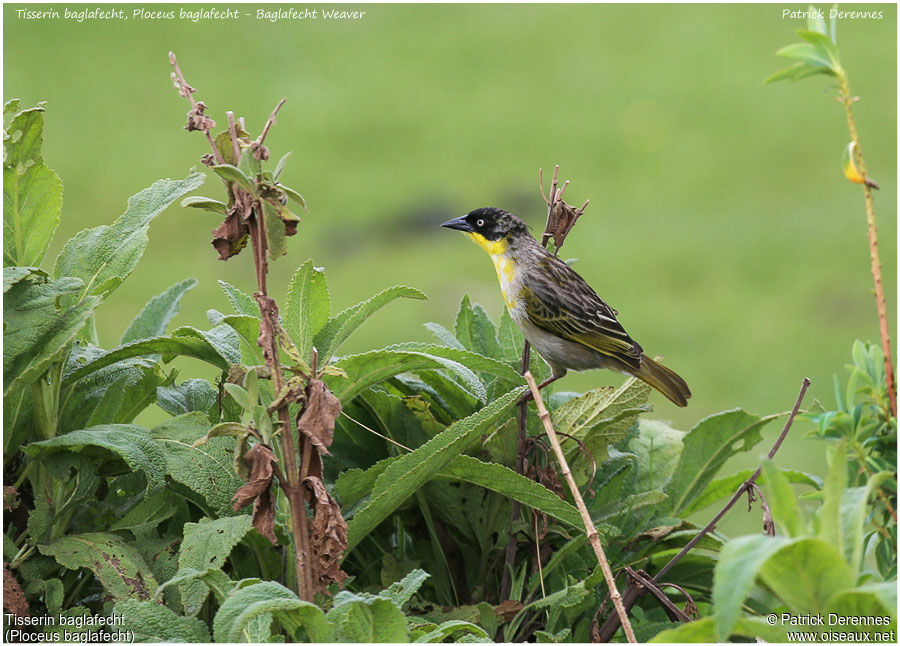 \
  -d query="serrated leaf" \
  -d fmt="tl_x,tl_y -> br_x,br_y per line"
156,378 -> 218,420
39,532 -> 158,601
121,278 -> 197,344
114,599 -> 211,642
339,597 -> 408,642
379,569 -> 430,609
180,195 -> 227,214
415,620 -> 488,643
330,349 -> 486,404
24,424 -> 167,491
315,285 -> 427,360
387,343 -> 525,385
212,164 -> 256,194
3,271 -> 100,399
347,387 -> 522,550
424,322 -> 465,350
61,334 -> 230,388
284,260 -> 330,362
54,172 -> 205,300
177,516 -> 253,615
664,409 -> 777,516
438,455 -> 584,530
454,295 -> 502,359
172,323 -> 240,366
218,280 -> 259,316
212,581 -> 333,643
151,413 -> 245,516
109,490 -> 177,537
